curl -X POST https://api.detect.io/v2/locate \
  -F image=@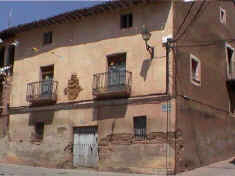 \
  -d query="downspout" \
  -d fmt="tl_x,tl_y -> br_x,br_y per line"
165,40 -> 170,176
